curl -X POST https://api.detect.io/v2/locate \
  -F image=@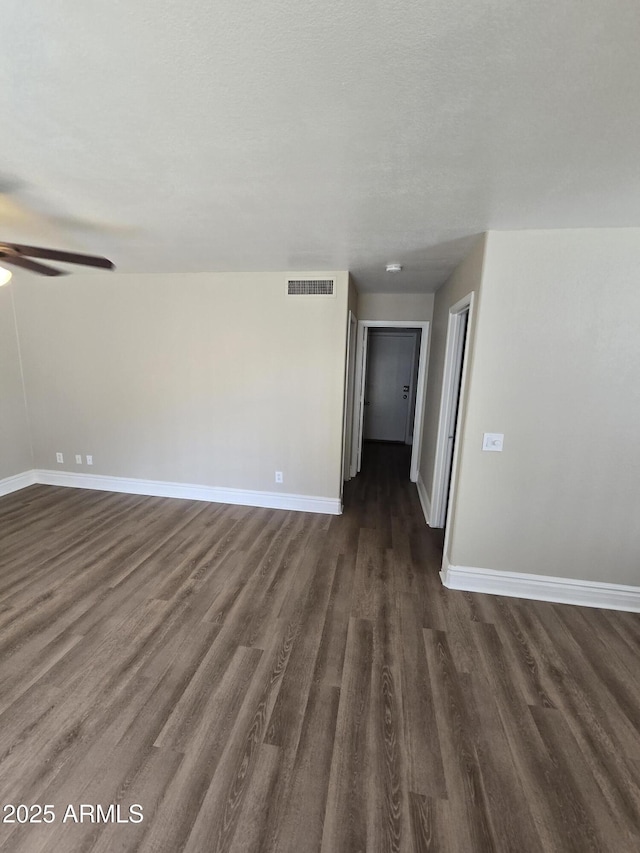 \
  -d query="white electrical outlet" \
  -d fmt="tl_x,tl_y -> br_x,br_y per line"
275,471 -> 283,483
86,455 -> 93,465
56,452 -> 64,464
75,454 -> 82,464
